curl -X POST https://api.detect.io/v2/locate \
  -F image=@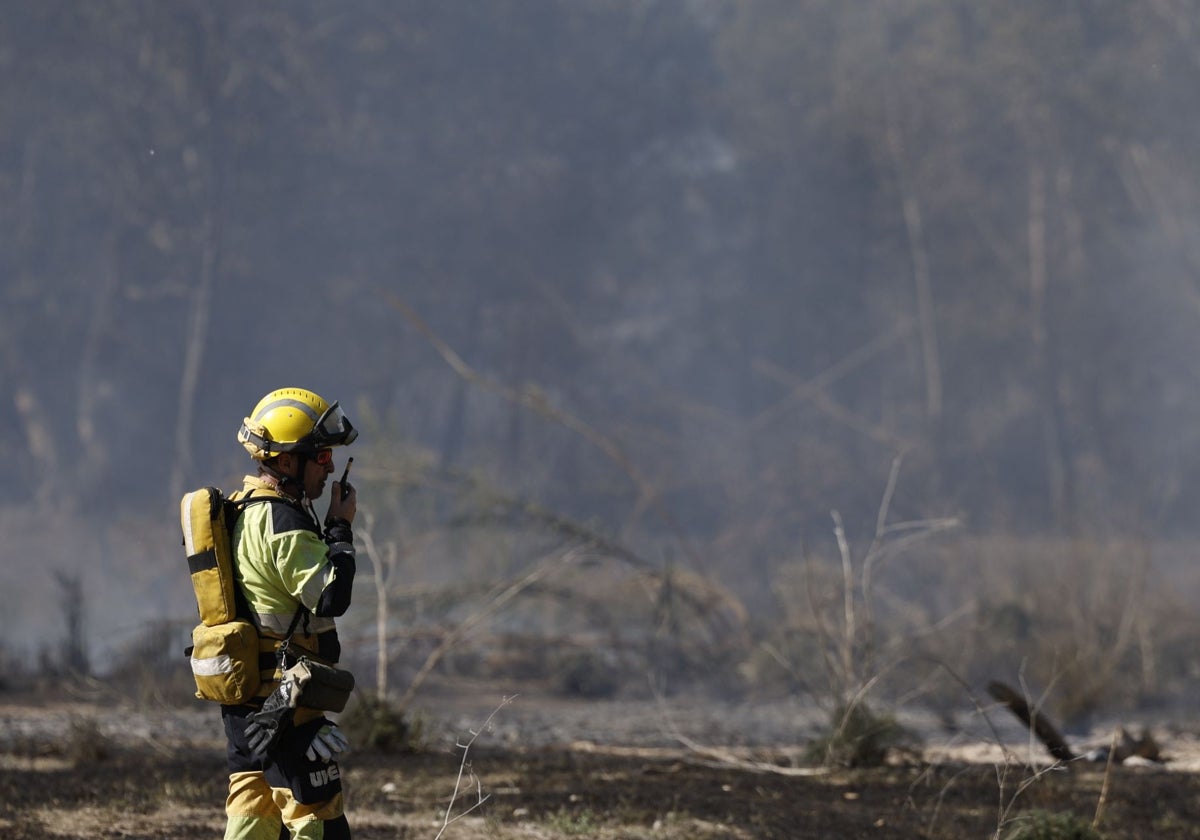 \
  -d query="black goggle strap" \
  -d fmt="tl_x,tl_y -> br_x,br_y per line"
240,424 -> 278,455
240,426 -> 314,457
